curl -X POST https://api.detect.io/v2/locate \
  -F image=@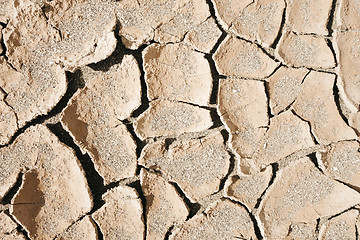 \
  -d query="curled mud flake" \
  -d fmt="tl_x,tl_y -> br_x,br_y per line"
253,110 -> 315,167
184,17 -> 222,53
55,216 -> 97,240
337,31 -> 360,107
92,186 -> 144,240
83,54 -> 142,120
172,199 -> 256,239
267,67 -> 309,115
10,125 -> 92,240
225,166 -> 272,209
214,36 -> 279,79
259,157 -> 360,240
143,43 -> 212,106
60,55 -> 140,184
0,0 -> 118,137
61,89 -> 137,185
287,0 -> 332,35
11,170 -> 45,238
139,131 -> 230,202
319,209 -> 359,240
213,0 -> 285,47
319,141 -> 360,188
212,0 -> 254,27
153,0 -> 210,44
277,32 -> 336,69
114,0 -> 210,49
134,100 -> 212,140
140,169 -> 188,239
0,48 -> 67,131
46,0 -> 117,71
217,78 -> 268,158
293,71 -> 357,144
